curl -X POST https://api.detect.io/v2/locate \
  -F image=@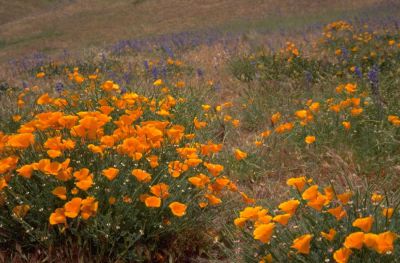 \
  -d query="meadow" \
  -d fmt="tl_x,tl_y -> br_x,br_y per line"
0,1 -> 399,262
